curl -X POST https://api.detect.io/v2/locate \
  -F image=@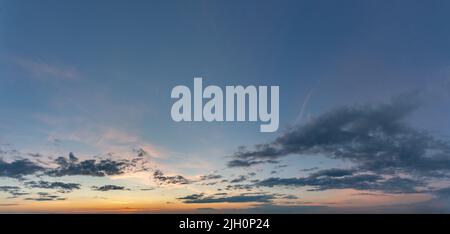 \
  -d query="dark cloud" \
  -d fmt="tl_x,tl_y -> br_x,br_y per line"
224,184 -> 254,191
0,186 -> 20,192
279,194 -> 298,199
0,158 -> 43,178
256,169 -> 425,193
229,94 -> 450,175
28,153 -> 43,158
140,188 -> 155,191
24,181 -> 80,192
178,193 -> 275,203
309,168 -> 355,178
133,148 -> 149,157
300,167 -> 319,172
214,192 -> 228,196
1,151 -> 151,181
203,182 -> 219,186
178,193 -> 205,200
200,174 -> 223,180
153,170 -> 190,185
46,153 -> 130,177
227,94 -> 450,194
227,159 -> 278,168
24,192 -> 66,201
230,175 -> 248,183
91,185 -> 128,191
0,186 -> 30,198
